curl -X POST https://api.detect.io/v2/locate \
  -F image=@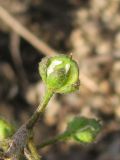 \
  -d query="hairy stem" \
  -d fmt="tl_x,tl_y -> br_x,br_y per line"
27,89 -> 54,129
4,89 -> 53,158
